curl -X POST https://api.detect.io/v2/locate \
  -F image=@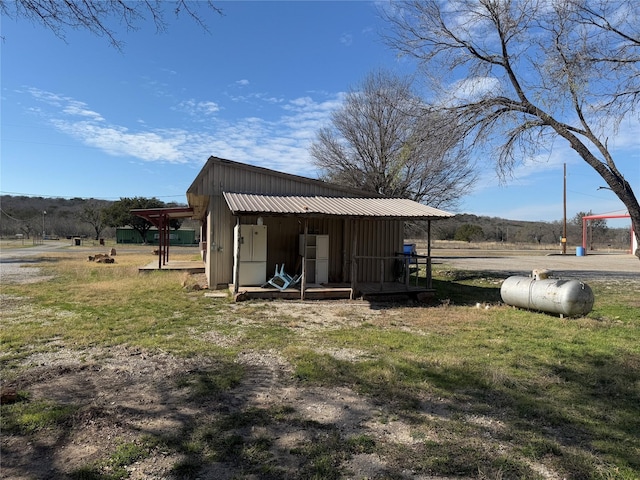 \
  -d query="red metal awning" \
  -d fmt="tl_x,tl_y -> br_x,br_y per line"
131,207 -> 194,269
